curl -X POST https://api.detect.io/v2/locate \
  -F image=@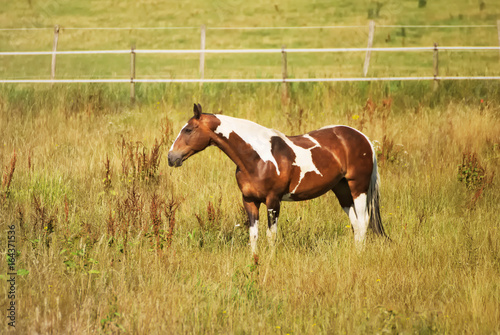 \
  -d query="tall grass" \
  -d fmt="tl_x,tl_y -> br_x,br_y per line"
0,82 -> 499,333
1,1 -> 499,332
